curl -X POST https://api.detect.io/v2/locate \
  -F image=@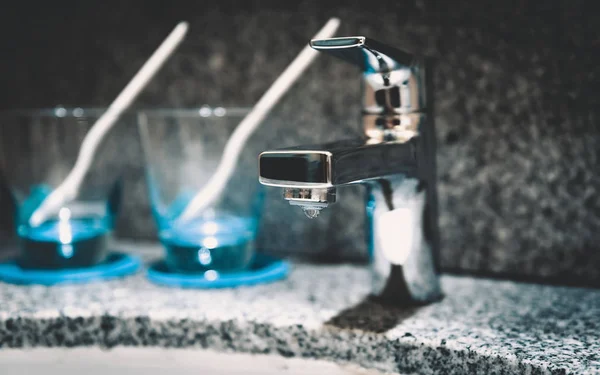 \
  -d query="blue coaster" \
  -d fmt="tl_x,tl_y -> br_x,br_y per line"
147,254 -> 289,289
0,252 -> 141,285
